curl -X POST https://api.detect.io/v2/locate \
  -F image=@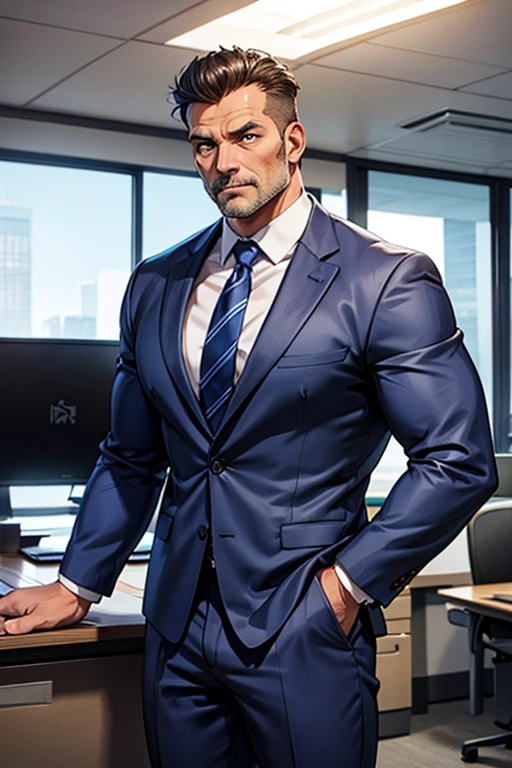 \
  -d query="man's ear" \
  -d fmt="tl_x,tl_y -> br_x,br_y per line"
284,121 -> 306,166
